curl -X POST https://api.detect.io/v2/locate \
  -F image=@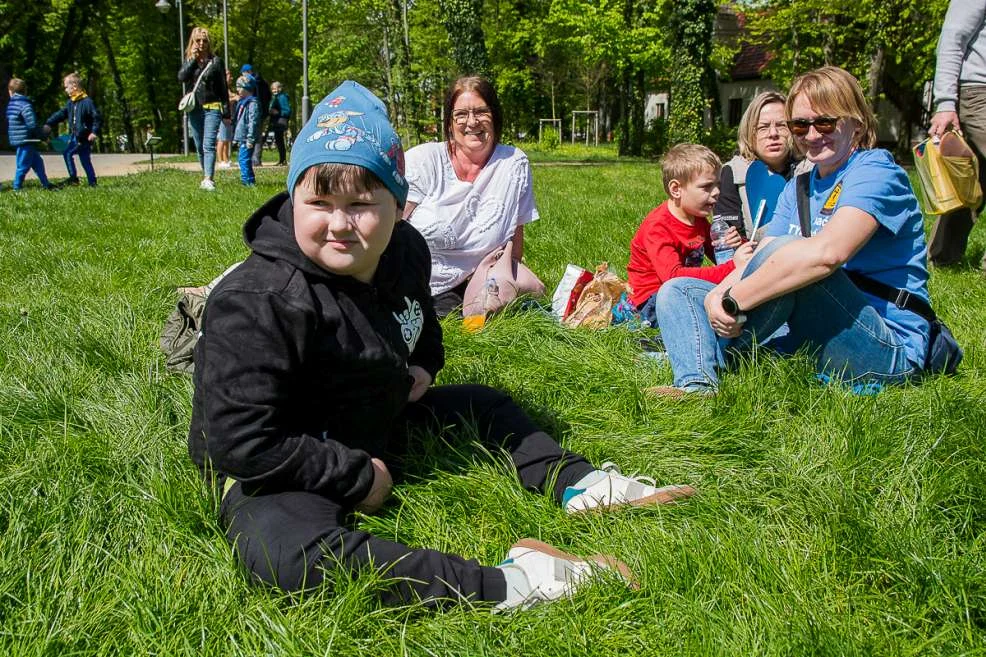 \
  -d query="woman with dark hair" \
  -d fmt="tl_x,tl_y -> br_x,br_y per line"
651,66 -> 936,396
177,27 -> 230,191
403,76 -> 539,317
